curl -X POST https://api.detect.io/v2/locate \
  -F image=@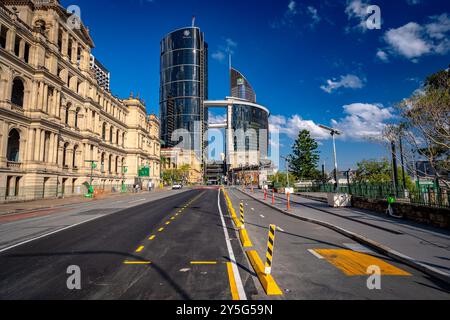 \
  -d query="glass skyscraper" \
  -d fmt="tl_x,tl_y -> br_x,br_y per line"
160,27 -> 208,150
